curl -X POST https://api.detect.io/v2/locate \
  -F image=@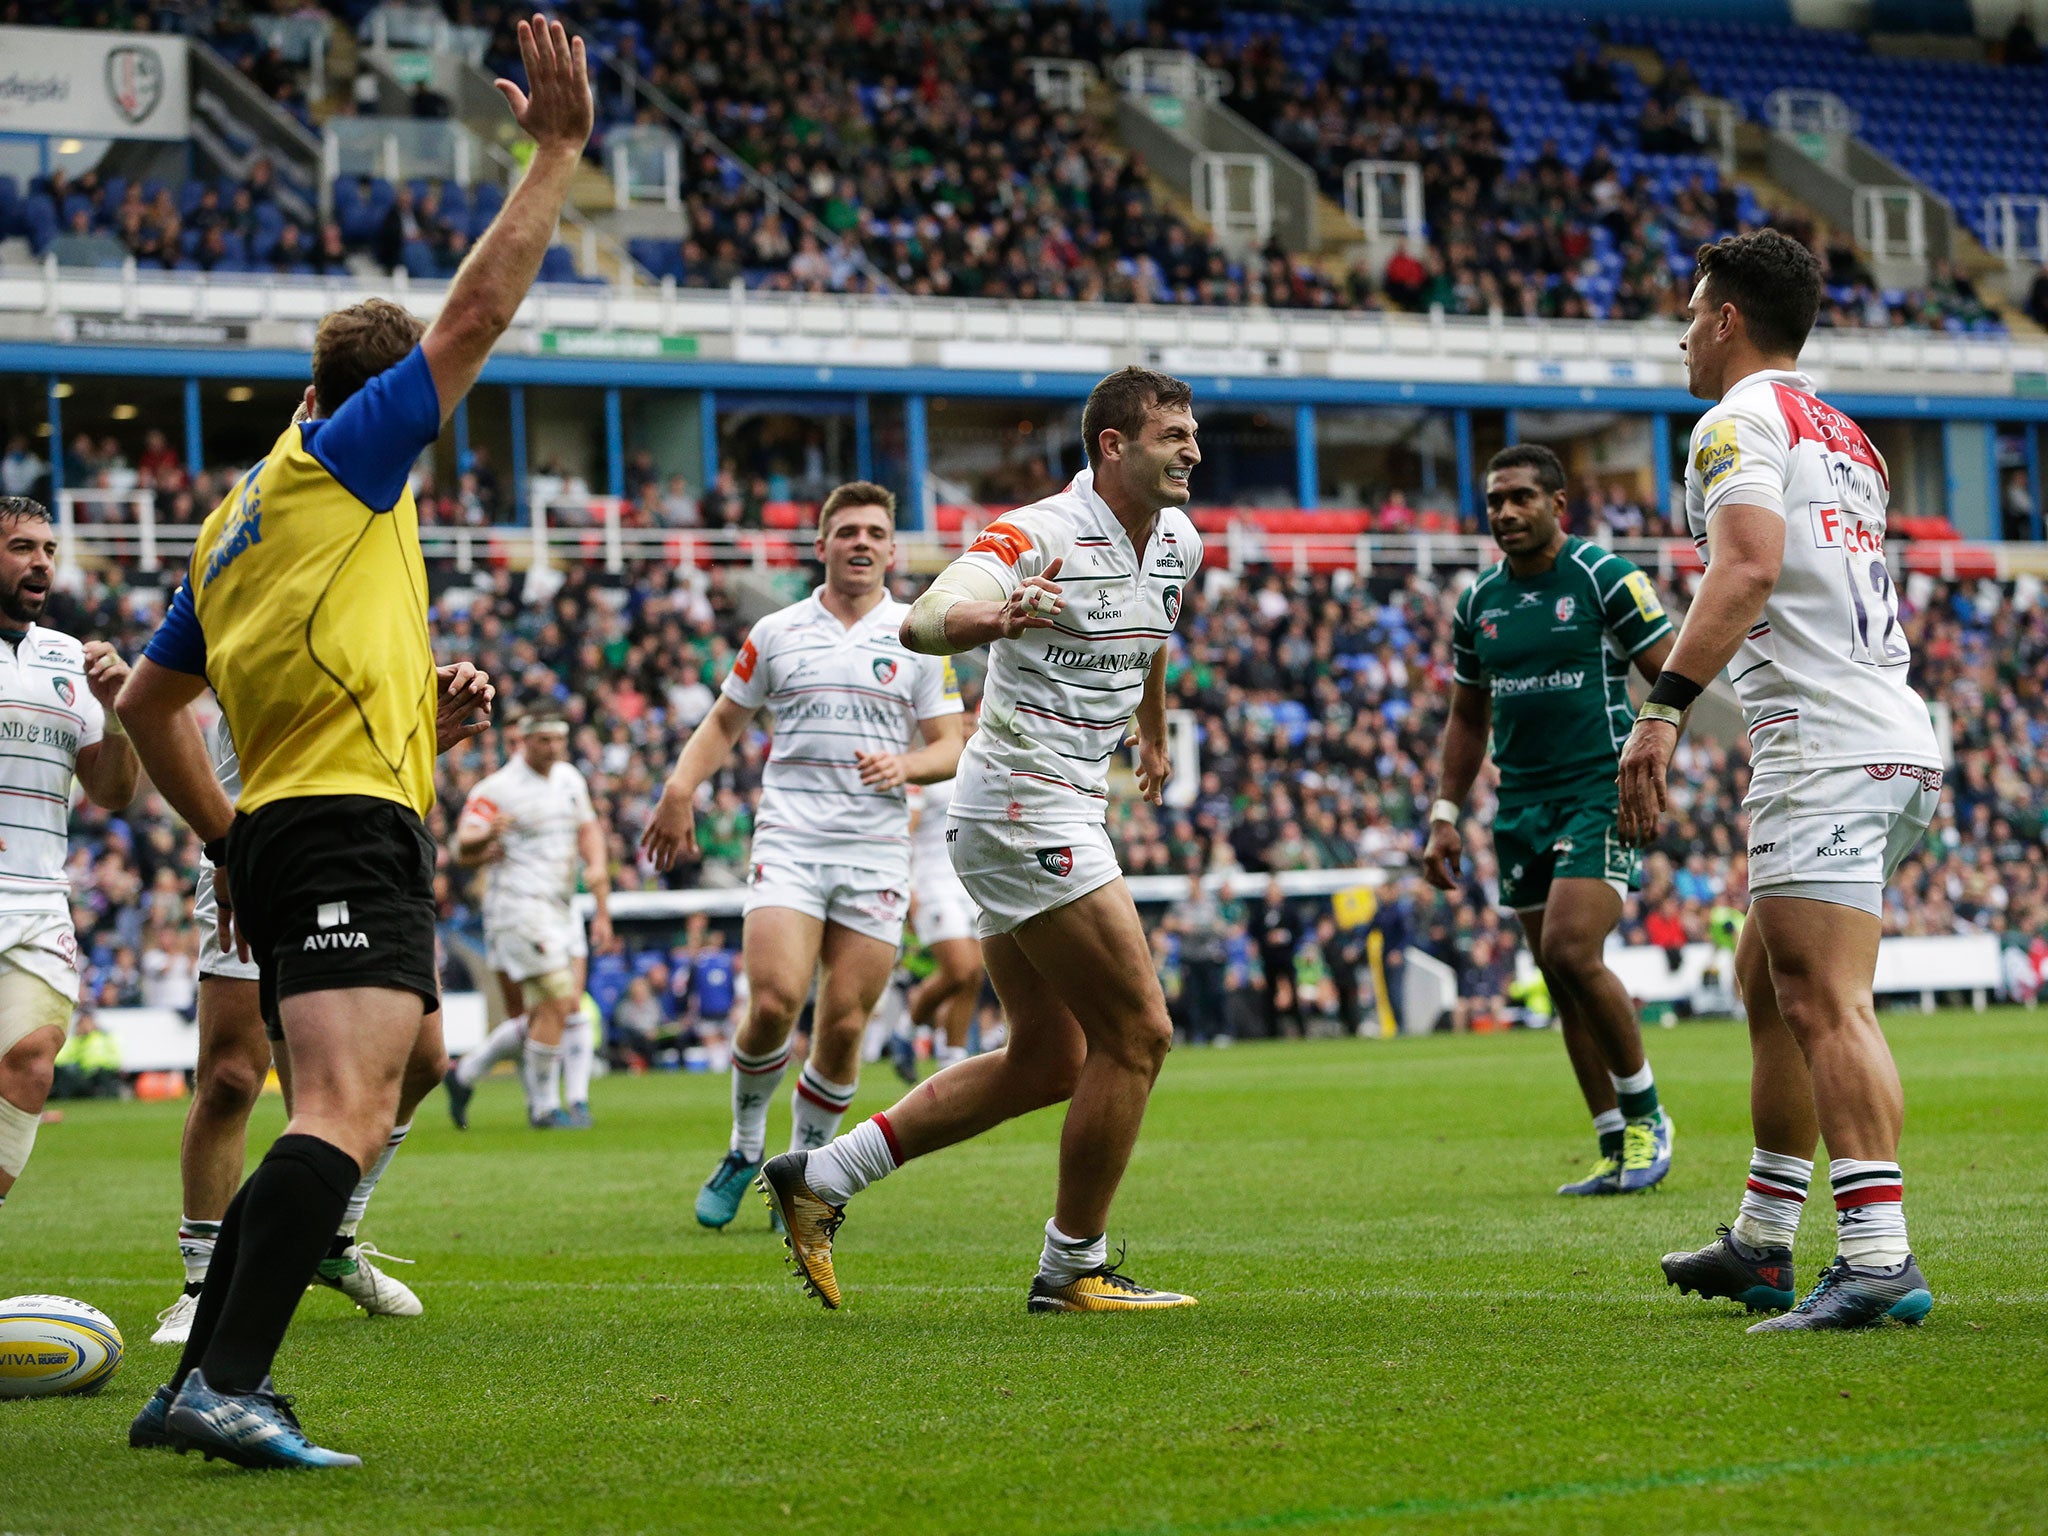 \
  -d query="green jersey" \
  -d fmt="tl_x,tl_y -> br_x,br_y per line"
1451,537 -> 1672,807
